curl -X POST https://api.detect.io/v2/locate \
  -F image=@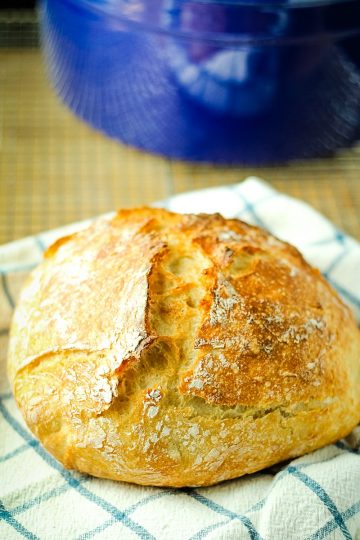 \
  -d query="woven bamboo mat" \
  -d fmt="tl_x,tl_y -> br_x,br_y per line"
1,14 -> 360,244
